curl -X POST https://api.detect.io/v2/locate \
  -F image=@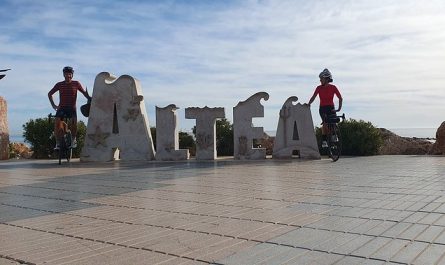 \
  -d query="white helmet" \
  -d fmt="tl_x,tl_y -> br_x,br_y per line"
319,68 -> 333,82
